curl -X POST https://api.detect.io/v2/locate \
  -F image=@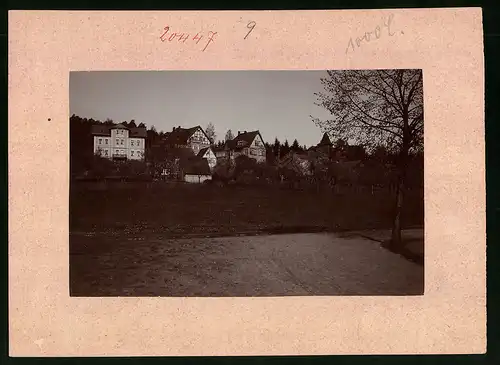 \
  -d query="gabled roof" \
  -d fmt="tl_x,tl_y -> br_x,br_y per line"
225,131 -> 264,151
197,146 -> 214,157
150,144 -> 195,160
318,132 -> 332,146
164,126 -> 210,145
130,128 -> 147,138
180,156 -> 211,176
111,123 -> 128,130
91,124 -> 146,138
